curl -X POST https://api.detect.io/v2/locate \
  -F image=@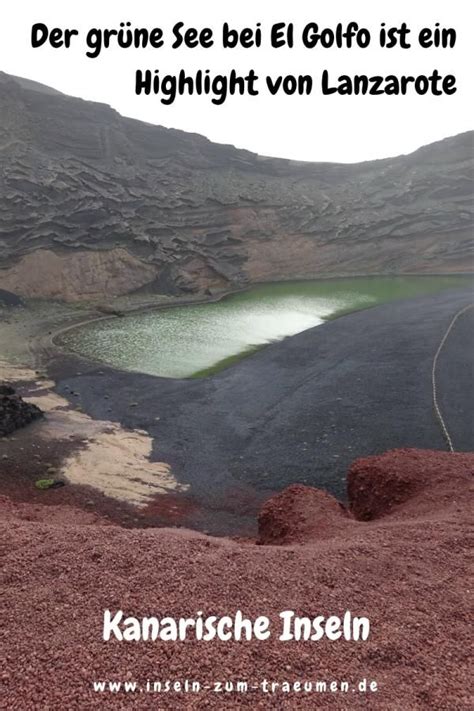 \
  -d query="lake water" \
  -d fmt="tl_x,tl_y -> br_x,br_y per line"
60,276 -> 472,379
